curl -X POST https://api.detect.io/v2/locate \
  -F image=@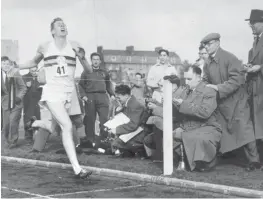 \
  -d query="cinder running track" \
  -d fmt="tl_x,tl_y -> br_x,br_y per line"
1,162 -> 229,198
